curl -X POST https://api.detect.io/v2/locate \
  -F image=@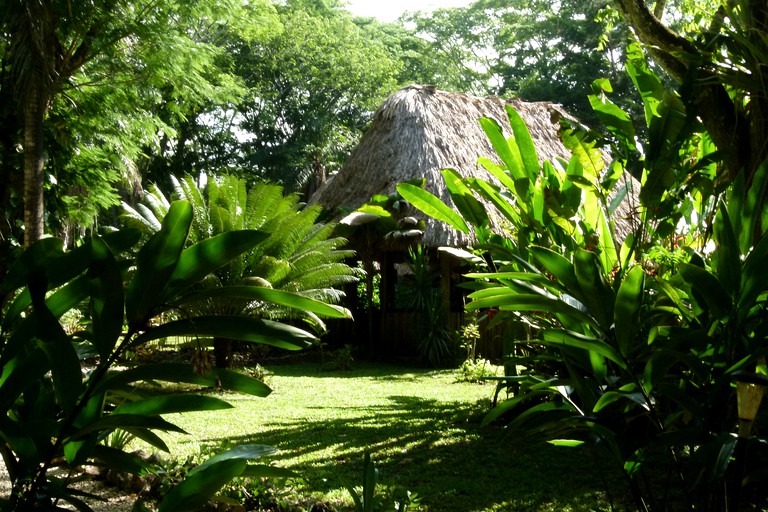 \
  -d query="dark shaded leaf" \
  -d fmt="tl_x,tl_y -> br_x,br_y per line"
88,236 -> 124,359
113,395 -> 232,416
125,201 -> 192,327
132,316 -> 316,350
